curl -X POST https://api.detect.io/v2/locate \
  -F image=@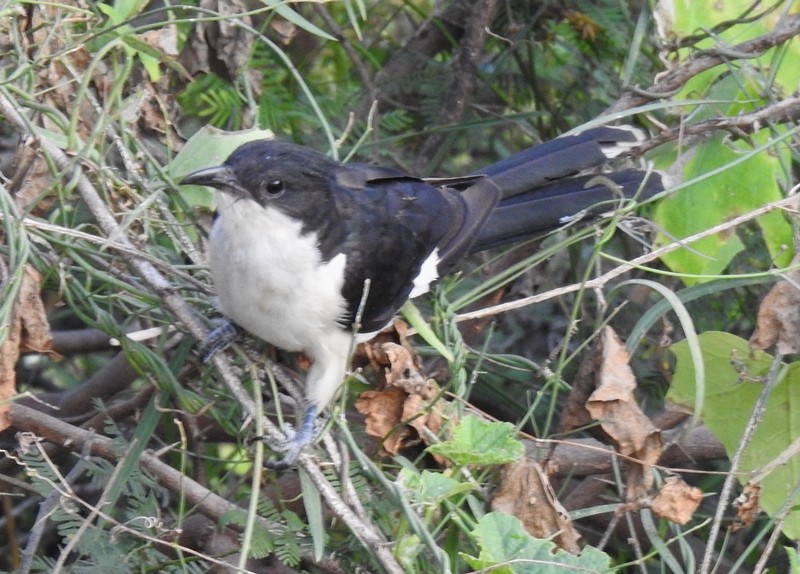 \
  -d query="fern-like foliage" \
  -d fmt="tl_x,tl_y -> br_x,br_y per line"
178,73 -> 245,130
